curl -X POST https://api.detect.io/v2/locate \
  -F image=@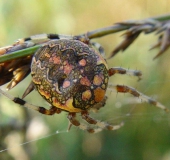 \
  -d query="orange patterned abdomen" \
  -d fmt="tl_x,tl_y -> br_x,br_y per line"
31,39 -> 109,112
